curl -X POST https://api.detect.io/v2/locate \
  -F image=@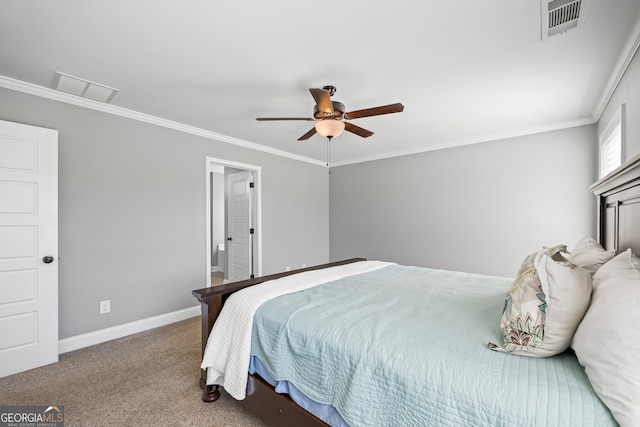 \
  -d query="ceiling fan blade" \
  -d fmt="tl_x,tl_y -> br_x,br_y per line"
298,127 -> 317,141
345,103 -> 404,120
344,122 -> 374,138
256,117 -> 315,121
309,88 -> 334,113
